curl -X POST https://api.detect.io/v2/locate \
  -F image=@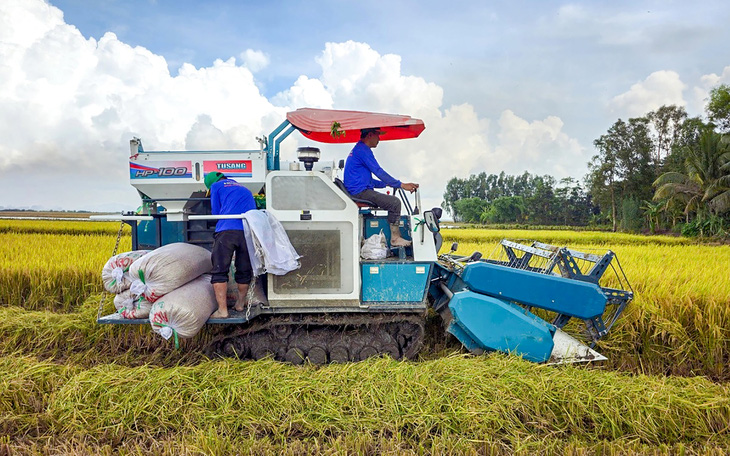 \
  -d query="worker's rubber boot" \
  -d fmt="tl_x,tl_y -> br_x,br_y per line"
390,223 -> 411,247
